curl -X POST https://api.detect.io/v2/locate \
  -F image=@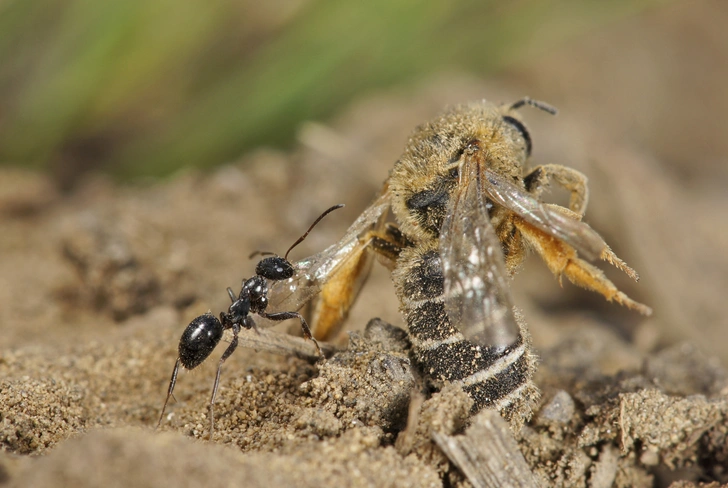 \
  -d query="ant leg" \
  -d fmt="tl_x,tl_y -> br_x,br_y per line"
243,315 -> 260,335
157,358 -> 182,428
258,311 -> 323,357
208,323 -> 240,440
